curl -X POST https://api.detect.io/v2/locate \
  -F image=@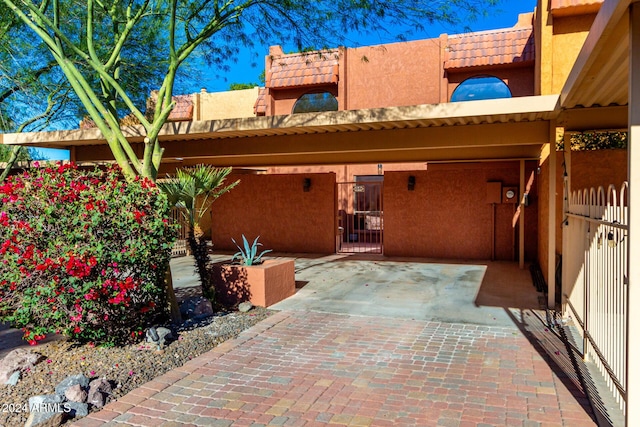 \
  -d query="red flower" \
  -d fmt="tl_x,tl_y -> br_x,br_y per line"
85,202 -> 94,211
133,210 -> 146,223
